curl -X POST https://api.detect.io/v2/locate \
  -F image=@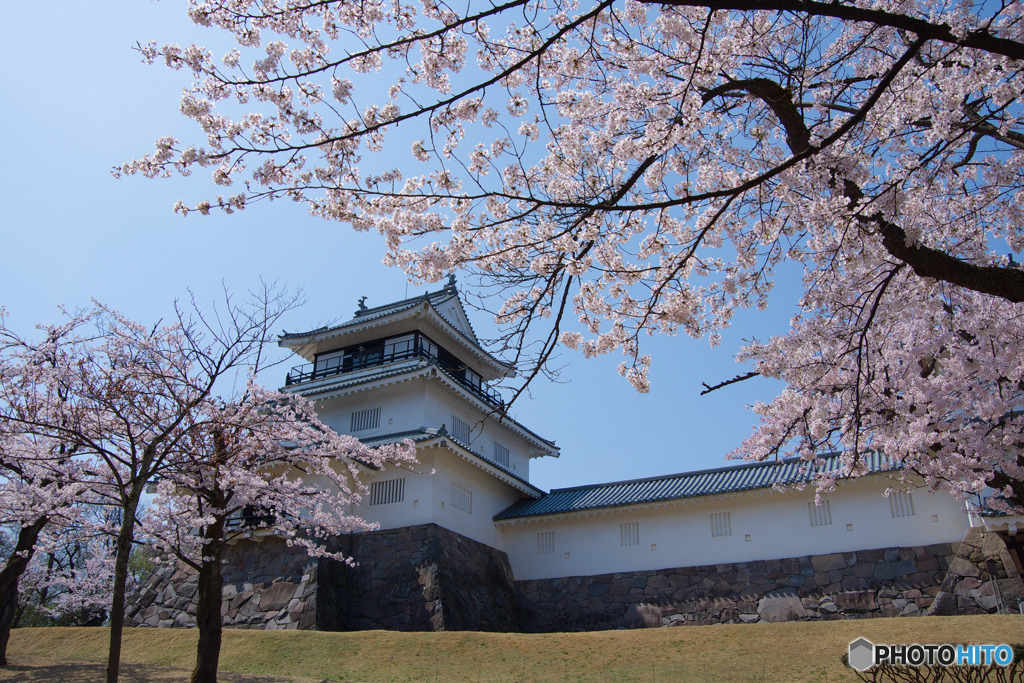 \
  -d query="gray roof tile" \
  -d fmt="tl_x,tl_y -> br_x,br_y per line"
280,288 -> 458,341
493,452 -> 897,521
